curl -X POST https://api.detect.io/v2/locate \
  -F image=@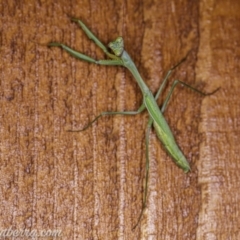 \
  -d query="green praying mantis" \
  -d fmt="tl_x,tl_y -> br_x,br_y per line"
48,17 -> 219,229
